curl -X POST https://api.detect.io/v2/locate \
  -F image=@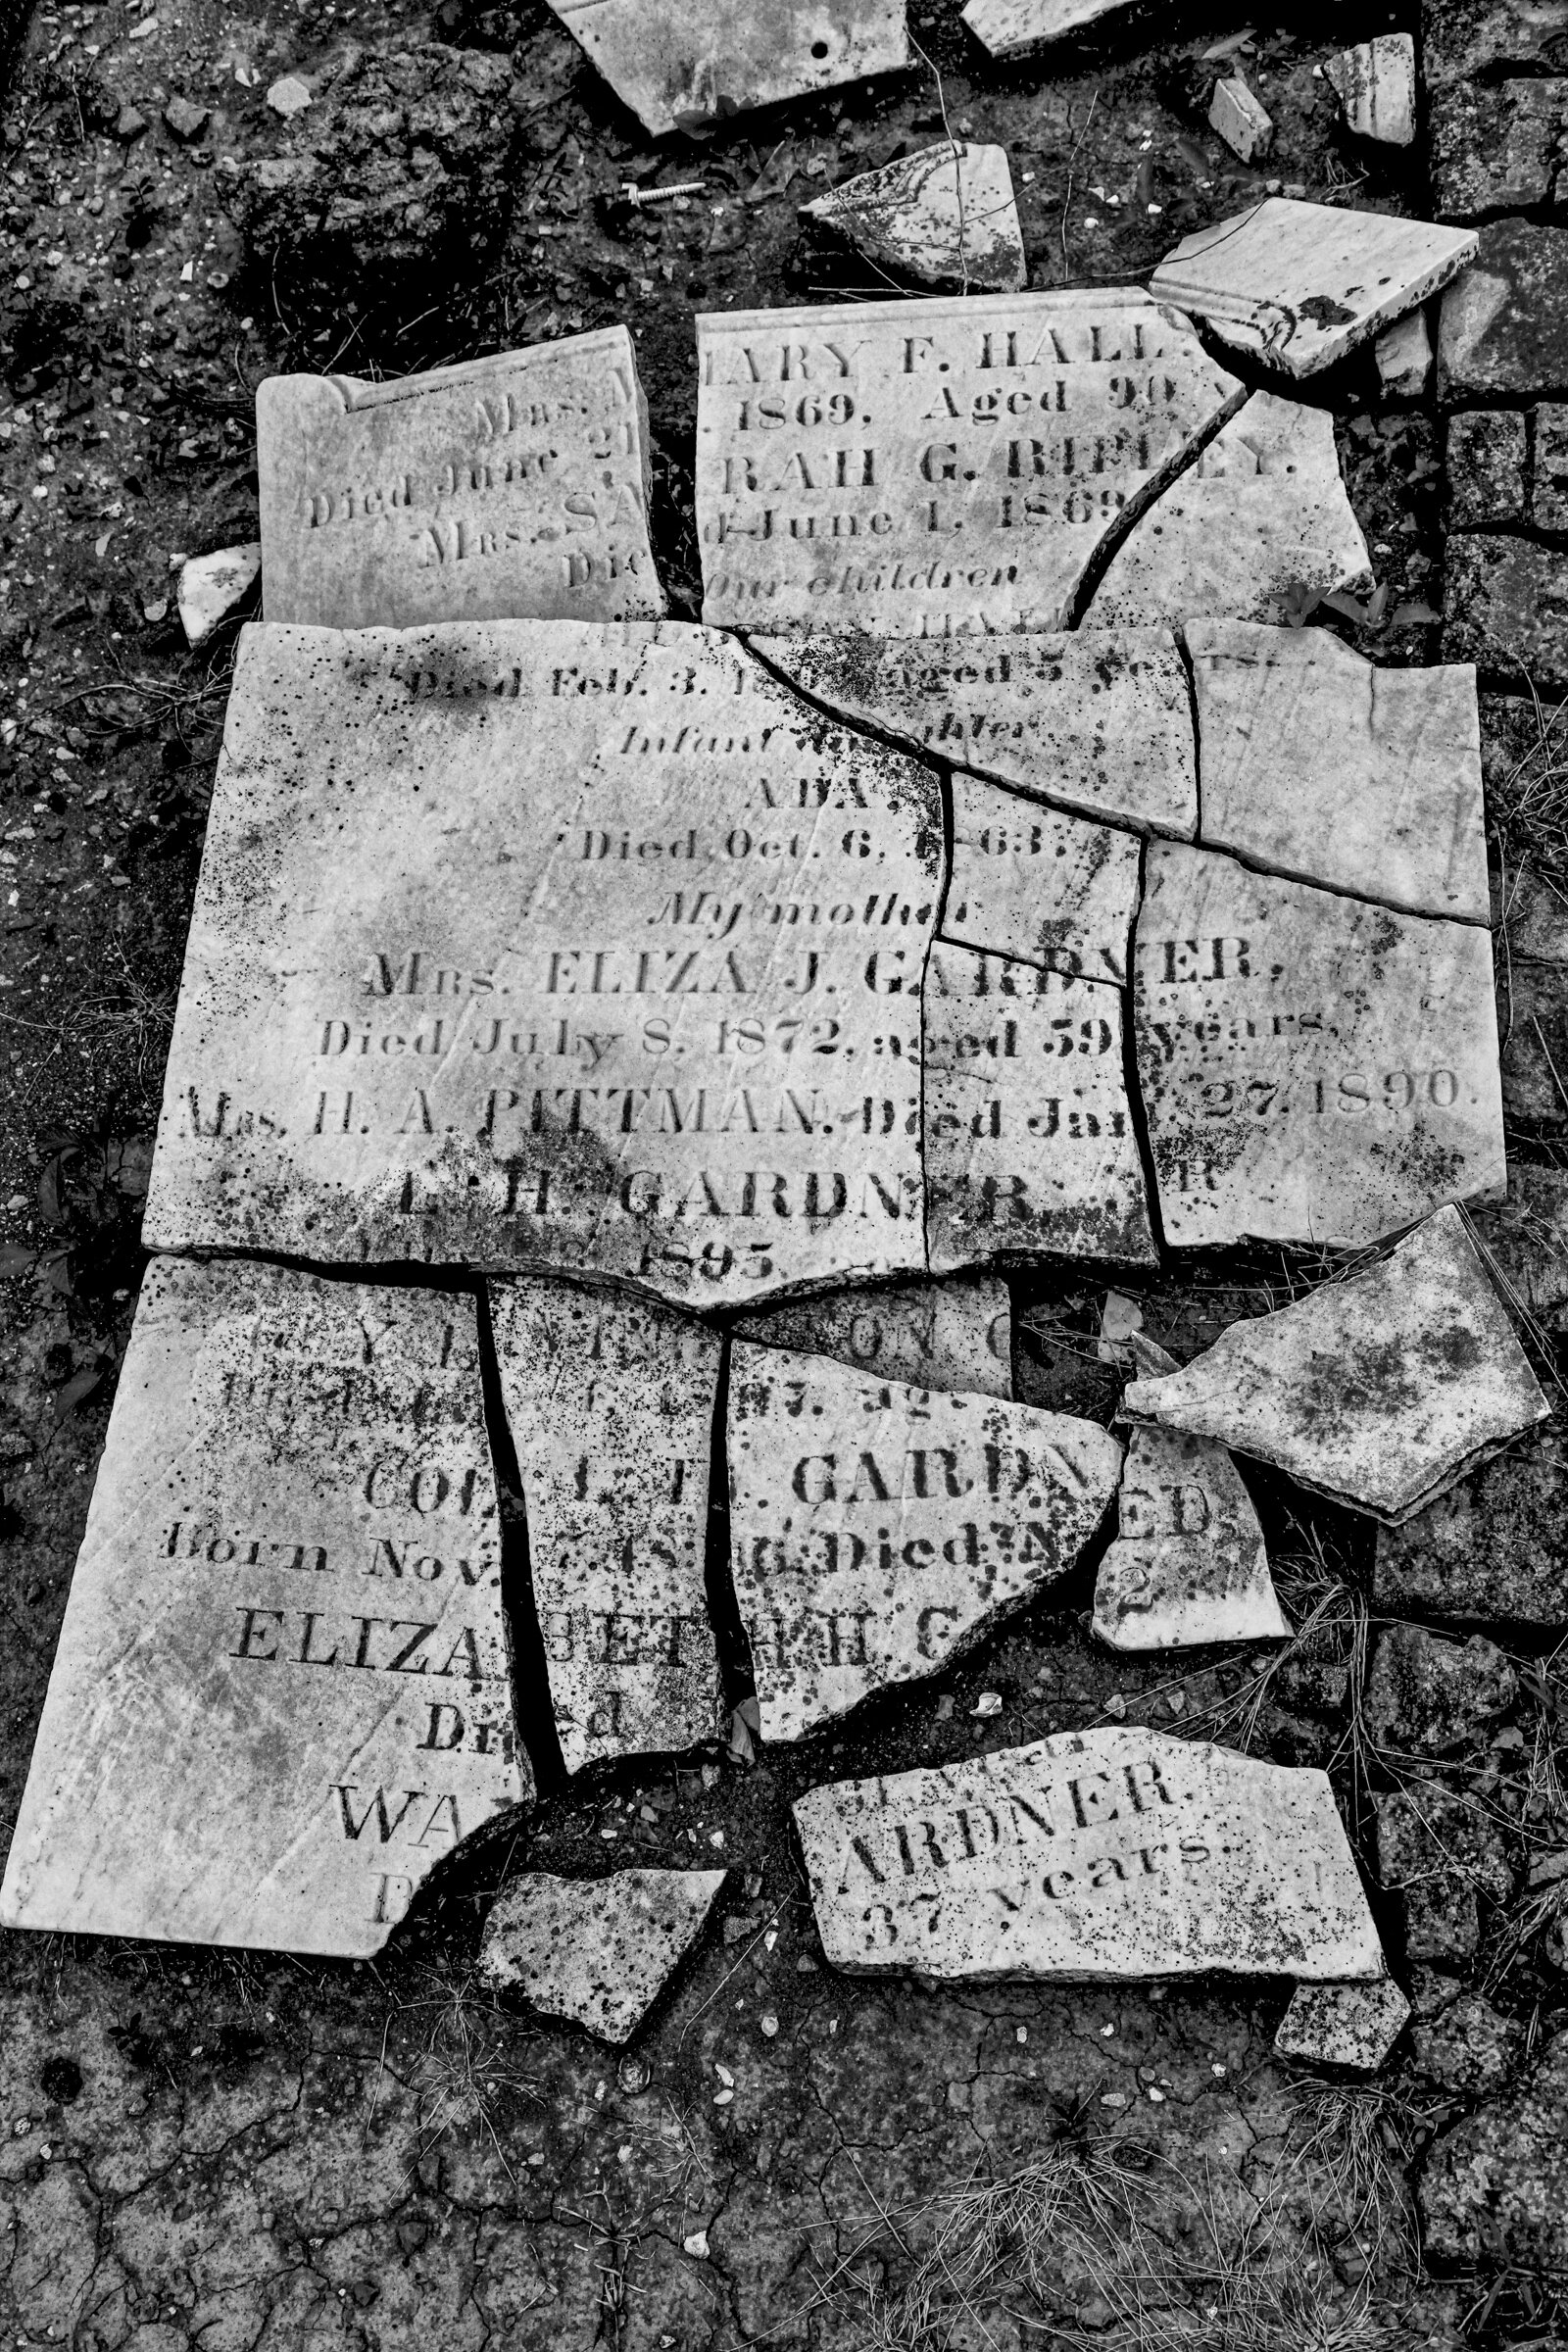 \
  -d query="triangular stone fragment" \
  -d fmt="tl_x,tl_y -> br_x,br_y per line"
959,0 -> 1134,58
1083,393 -> 1372,628
0,1259 -> 527,1958
1187,622 -> 1487,922
802,141 -> 1025,294
696,290 -> 1244,635
142,620 -> 941,1308
258,334 -> 663,628
1149,199 -> 1478,379
944,771 -> 1141,983
1093,1425 -> 1287,1650
728,1344 -> 1120,1740
479,1868 -> 727,2040
178,542 -> 260,646
490,1280 -> 724,1771
546,0 -> 906,135
1275,1979 -> 1410,2071
734,1274 -> 1012,1397
794,1729 -> 1384,1980
764,627 -> 1196,836
925,944 -> 1156,1273
1122,1205 -> 1551,1525
1133,843 -> 1506,1249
